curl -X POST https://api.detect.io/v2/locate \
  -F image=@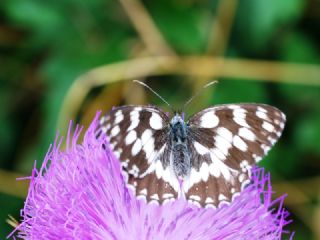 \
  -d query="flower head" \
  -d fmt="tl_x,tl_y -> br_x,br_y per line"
12,112 -> 293,239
